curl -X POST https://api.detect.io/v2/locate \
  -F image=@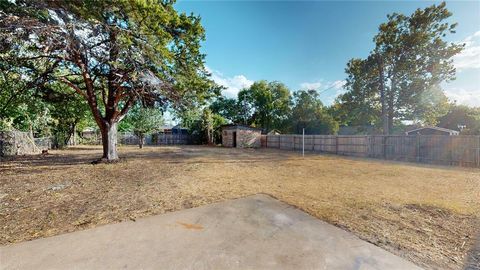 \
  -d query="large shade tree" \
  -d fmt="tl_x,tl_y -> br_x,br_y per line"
290,90 -> 339,135
333,58 -> 381,127
237,81 -> 291,132
336,2 -> 462,134
0,0 -> 218,161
